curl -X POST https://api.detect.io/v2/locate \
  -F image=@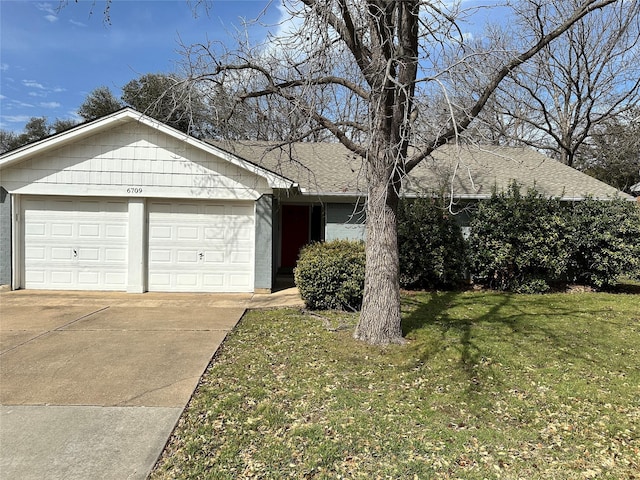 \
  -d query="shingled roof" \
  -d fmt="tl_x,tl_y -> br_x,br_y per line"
208,140 -> 631,201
